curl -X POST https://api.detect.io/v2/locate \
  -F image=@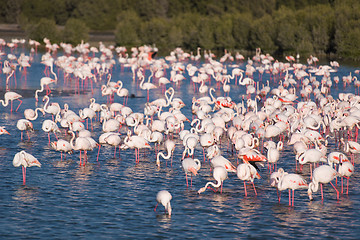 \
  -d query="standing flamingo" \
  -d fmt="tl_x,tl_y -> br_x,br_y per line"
139,75 -> 157,102
156,139 -> 175,167
35,77 -> 57,101
24,107 -> 45,121
17,119 -> 34,140
338,155 -> 354,194
182,157 -> 201,188
308,165 -> 339,201
198,166 -> 228,194
154,190 -> 172,216
237,161 -> 261,196
0,91 -> 23,112
51,139 -> 73,161
42,119 -> 60,145
277,172 -> 308,206
69,130 -> 93,166
13,150 -> 41,185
